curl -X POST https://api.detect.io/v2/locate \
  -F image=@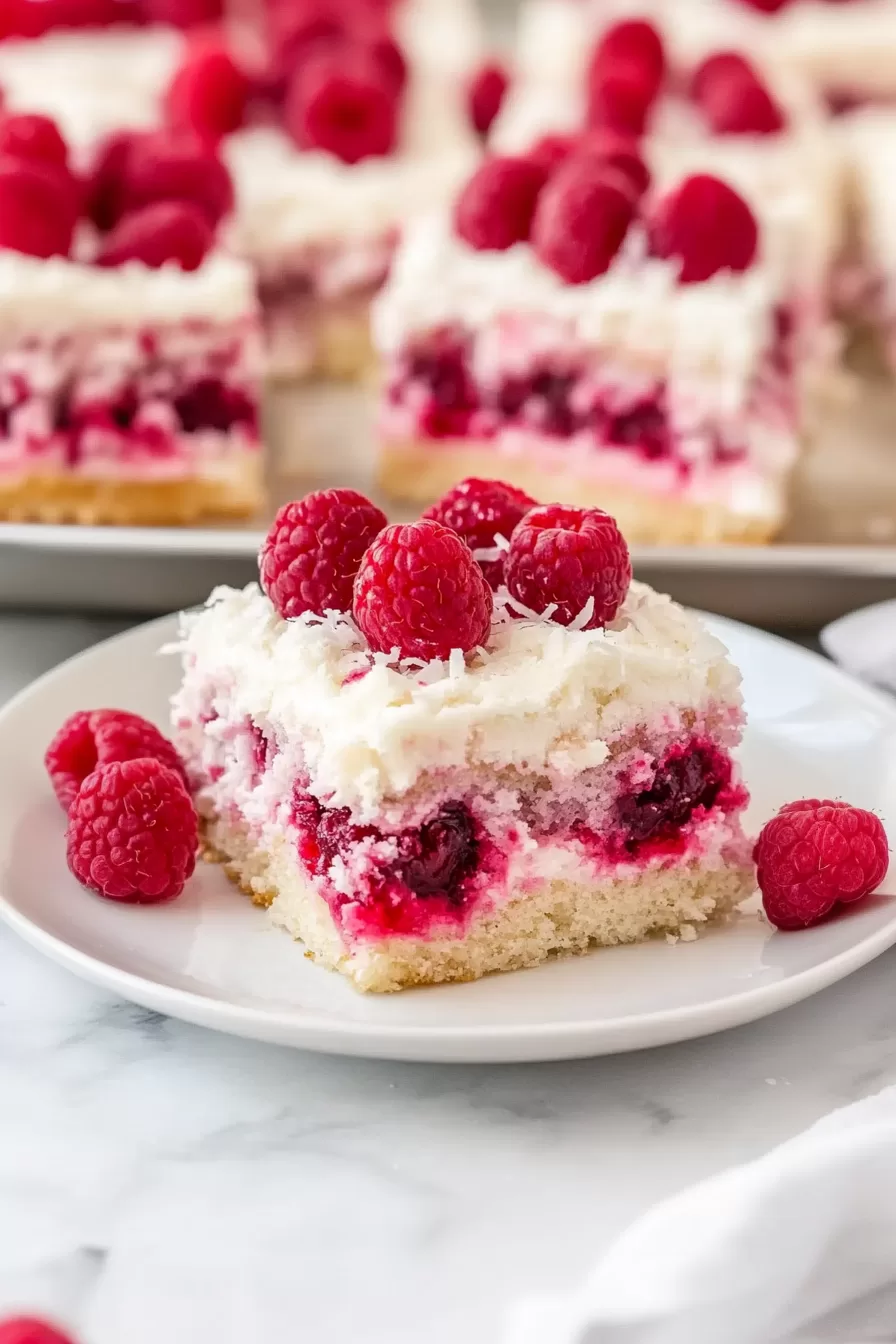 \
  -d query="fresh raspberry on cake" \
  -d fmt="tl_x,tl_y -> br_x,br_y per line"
353,519 -> 493,659
284,50 -> 398,164
648,174 -> 759,283
694,52 -> 786,136
0,113 -> 68,169
424,478 -> 537,589
467,60 -> 510,138
528,132 -> 578,174
504,503 -> 632,629
66,758 -> 198,904
260,488 -> 388,620
96,200 -> 214,271
85,129 -> 143,231
454,155 -> 548,252
587,18 -> 666,102
586,66 -> 659,137
572,129 -> 651,198
0,1319 -> 76,1344
143,0 -> 223,25
46,708 -> 187,812
756,799 -> 890,929
118,131 -> 234,229
0,156 -> 77,258
165,43 -> 250,142
365,32 -> 407,95
532,157 -> 635,283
